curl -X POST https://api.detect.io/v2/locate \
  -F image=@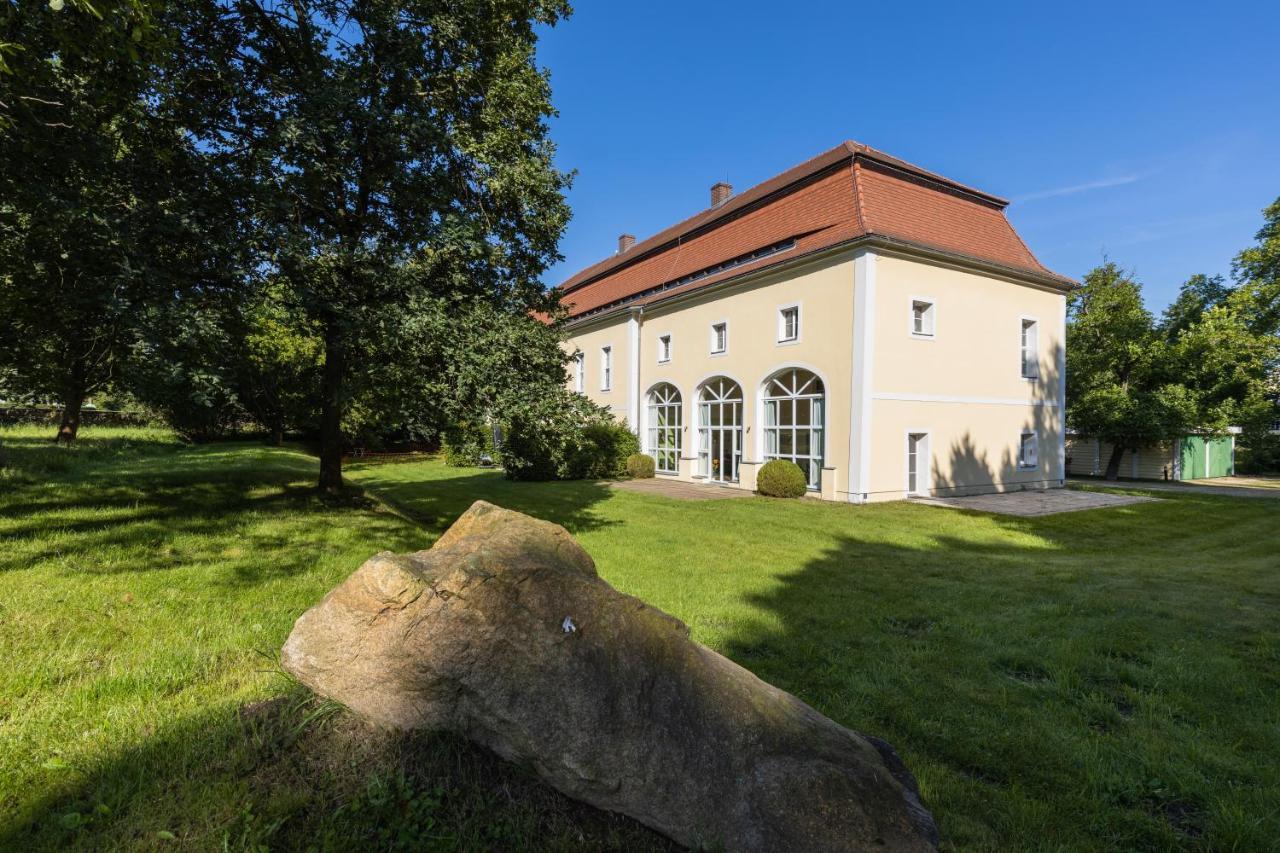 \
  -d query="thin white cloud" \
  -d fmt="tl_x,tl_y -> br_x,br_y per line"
1015,174 -> 1142,203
